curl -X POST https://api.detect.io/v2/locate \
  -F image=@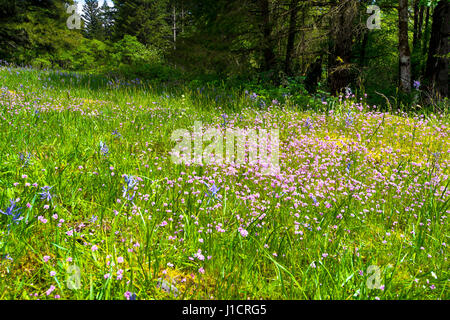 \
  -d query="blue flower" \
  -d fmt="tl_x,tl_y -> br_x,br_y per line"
0,254 -> 13,261
221,114 -> 228,128
305,118 -> 313,130
124,291 -> 137,300
123,175 -> 137,194
345,111 -> 354,127
0,200 -> 23,224
203,181 -> 221,203
112,130 -> 122,139
122,175 -> 138,203
346,161 -> 352,173
126,192 -> 136,203
413,80 -> 421,90
345,87 -> 352,96
19,152 -> 32,167
99,141 -> 109,156
39,186 -> 53,202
